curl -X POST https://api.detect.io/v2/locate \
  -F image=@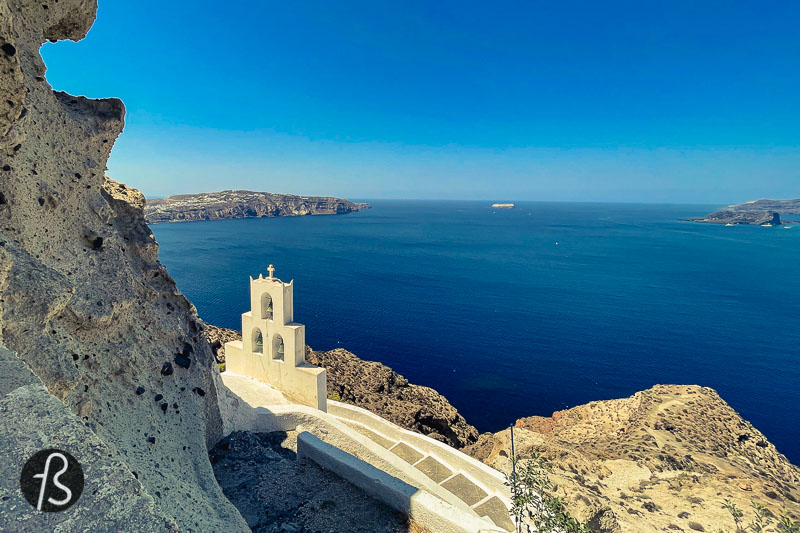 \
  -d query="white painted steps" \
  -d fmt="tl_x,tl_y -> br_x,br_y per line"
328,403 -> 514,532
